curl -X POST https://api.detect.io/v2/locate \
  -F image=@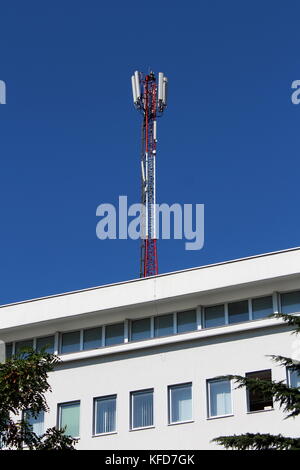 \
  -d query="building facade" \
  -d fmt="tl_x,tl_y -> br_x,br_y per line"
1,247 -> 300,449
